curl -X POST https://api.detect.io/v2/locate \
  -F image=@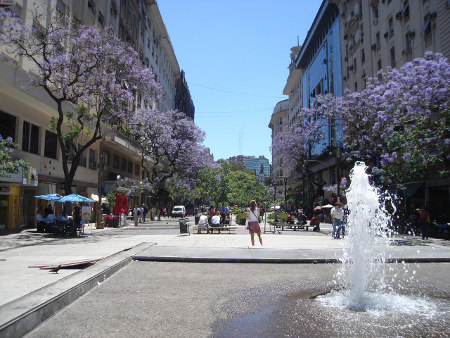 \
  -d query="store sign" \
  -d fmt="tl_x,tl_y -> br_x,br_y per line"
0,167 -> 23,183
